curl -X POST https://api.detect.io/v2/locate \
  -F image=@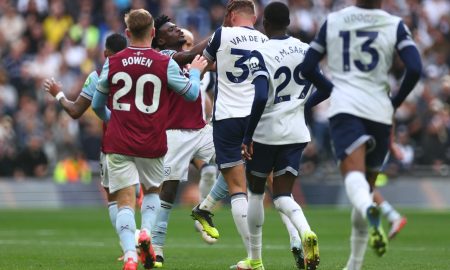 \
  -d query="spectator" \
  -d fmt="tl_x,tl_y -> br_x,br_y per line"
176,0 -> 211,39
14,134 -> 48,179
0,1 -> 26,45
42,0 -> 72,47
